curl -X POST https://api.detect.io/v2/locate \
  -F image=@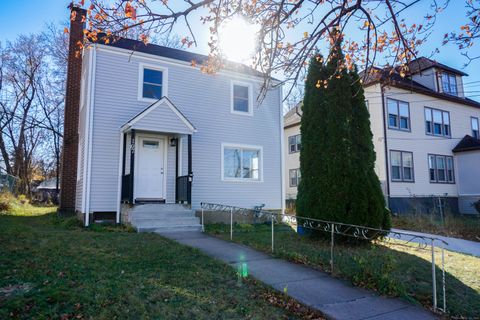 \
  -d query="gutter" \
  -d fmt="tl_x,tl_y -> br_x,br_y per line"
381,85 -> 391,204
